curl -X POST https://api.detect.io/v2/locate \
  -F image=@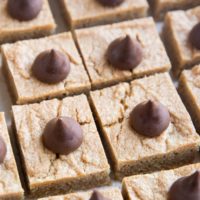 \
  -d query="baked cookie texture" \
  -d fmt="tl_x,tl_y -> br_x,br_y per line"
61,0 -> 149,28
163,6 -> 200,77
75,17 -> 171,89
90,72 -> 200,179
12,94 -> 110,198
1,32 -> 91,105
179,65 -> 200,133
38,187 -> 123,200
0,112 -> 24,200
0,0 -> 56,44
148,0 -> 200,19
122,163 -> 200,200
